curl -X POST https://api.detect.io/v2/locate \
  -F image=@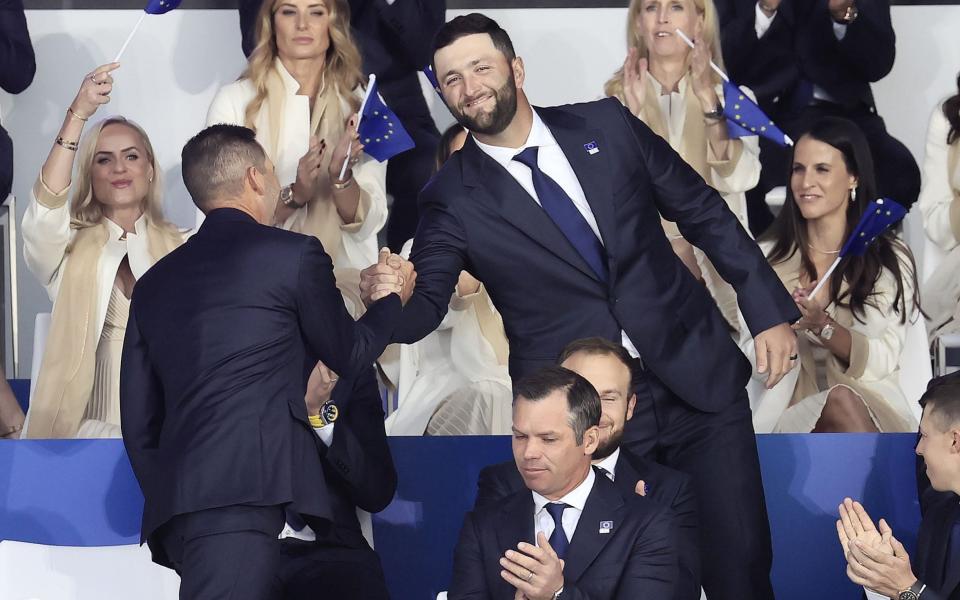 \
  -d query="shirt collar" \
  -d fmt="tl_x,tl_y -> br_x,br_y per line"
472,108 -> 558,170
593,447 -> 620,480
532,466 -> 596,515
104,214 -> 147,242
274,58 -> 300,94
647,72 -> 689,98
